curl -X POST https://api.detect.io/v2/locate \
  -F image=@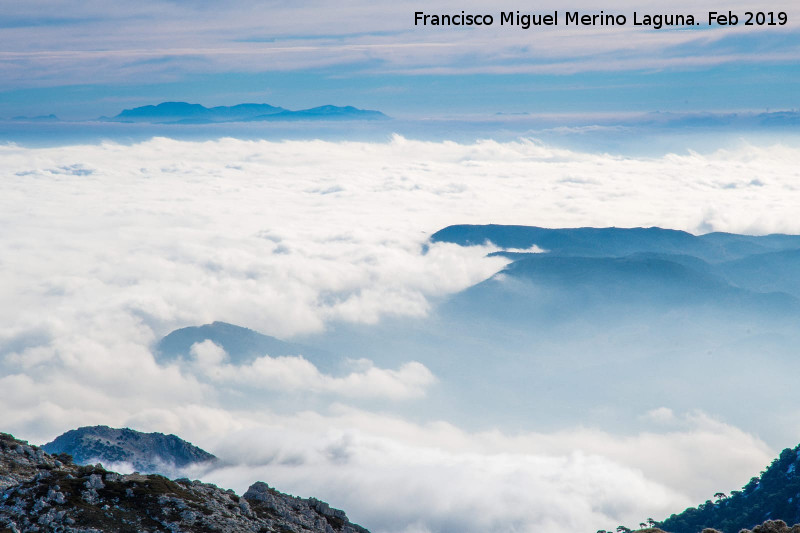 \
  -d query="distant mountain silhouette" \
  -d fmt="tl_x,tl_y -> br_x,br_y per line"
504,254 -> 742,302
435,224 -> 800,325
717,249 -> 800,298
10,114 -> 60,122
111,102 -> 284,123
447,255 -> 798,328
156,321 -> 308,365
109,102 -> 387,123
758,111 -> 800,127
246,105 -> 388,122
431,225 -> 800,262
